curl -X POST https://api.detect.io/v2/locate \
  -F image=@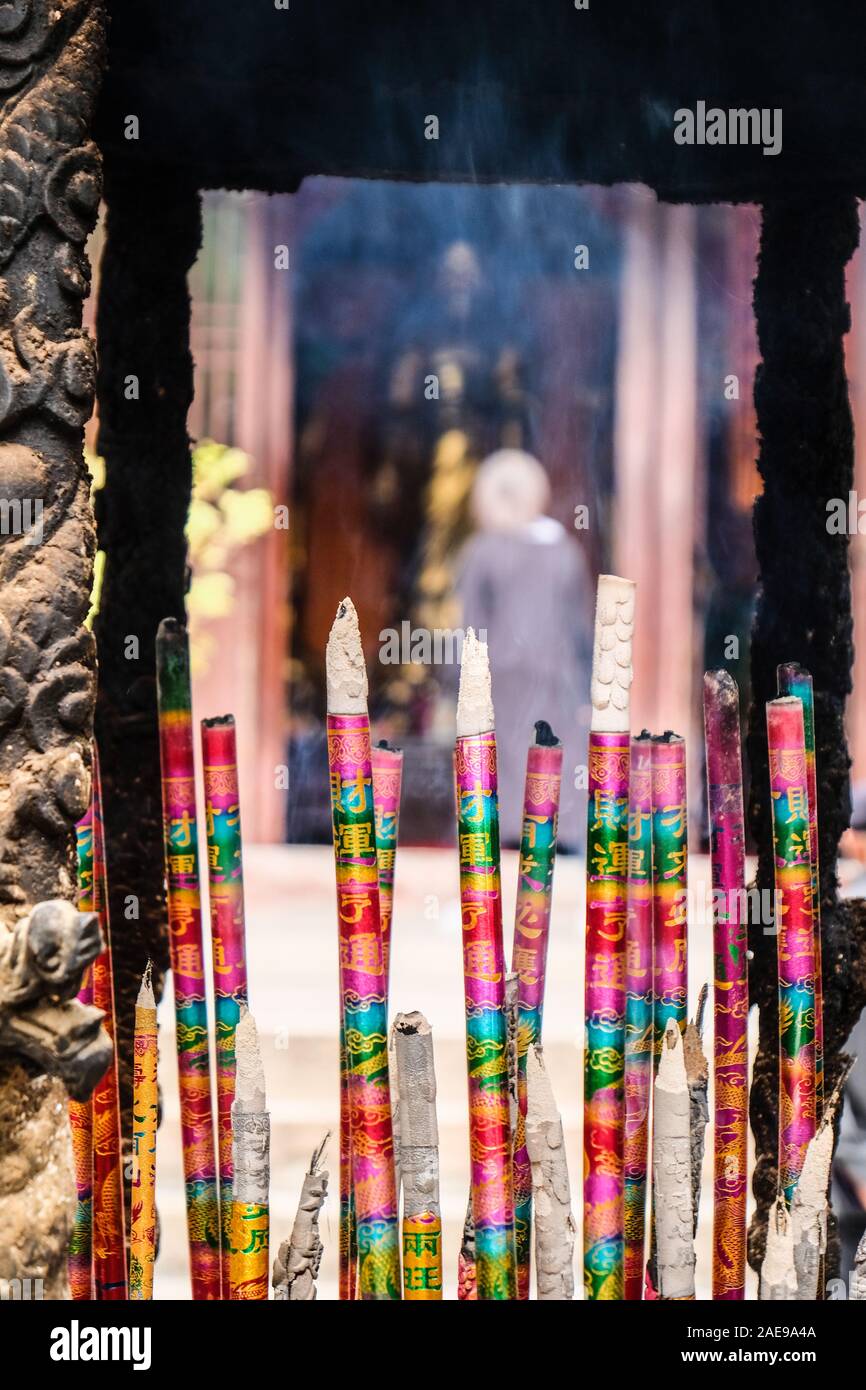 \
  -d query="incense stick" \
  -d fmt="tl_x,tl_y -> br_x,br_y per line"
526,1045 -> 575,1299
272,1135 -> 329,1301
67,959 -> 94,1300
584,574 -> 634,1301
229,1008 -> 270,1299
372,741 -> 403,997
455,627 -> 516,1300
760,1197 -> 797,1301
156,618 -> 221,1299
777,664 -> 824,1118
624,731 -> 653,1300
511,720 -> 562,1300
653,1022 -> 695,1300
87,749 -> 128,1300
791,1079 -> 845,1300
130,964 -> 158,1300
767,697 -> 817,1207
201,714 -> 250,1297
394,1011 -> 443,1299
703,670 -> 748,1300
326,598 -> 401,1300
